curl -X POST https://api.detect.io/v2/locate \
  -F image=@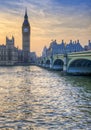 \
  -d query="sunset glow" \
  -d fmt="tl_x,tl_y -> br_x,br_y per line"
0,0 -> 91,56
